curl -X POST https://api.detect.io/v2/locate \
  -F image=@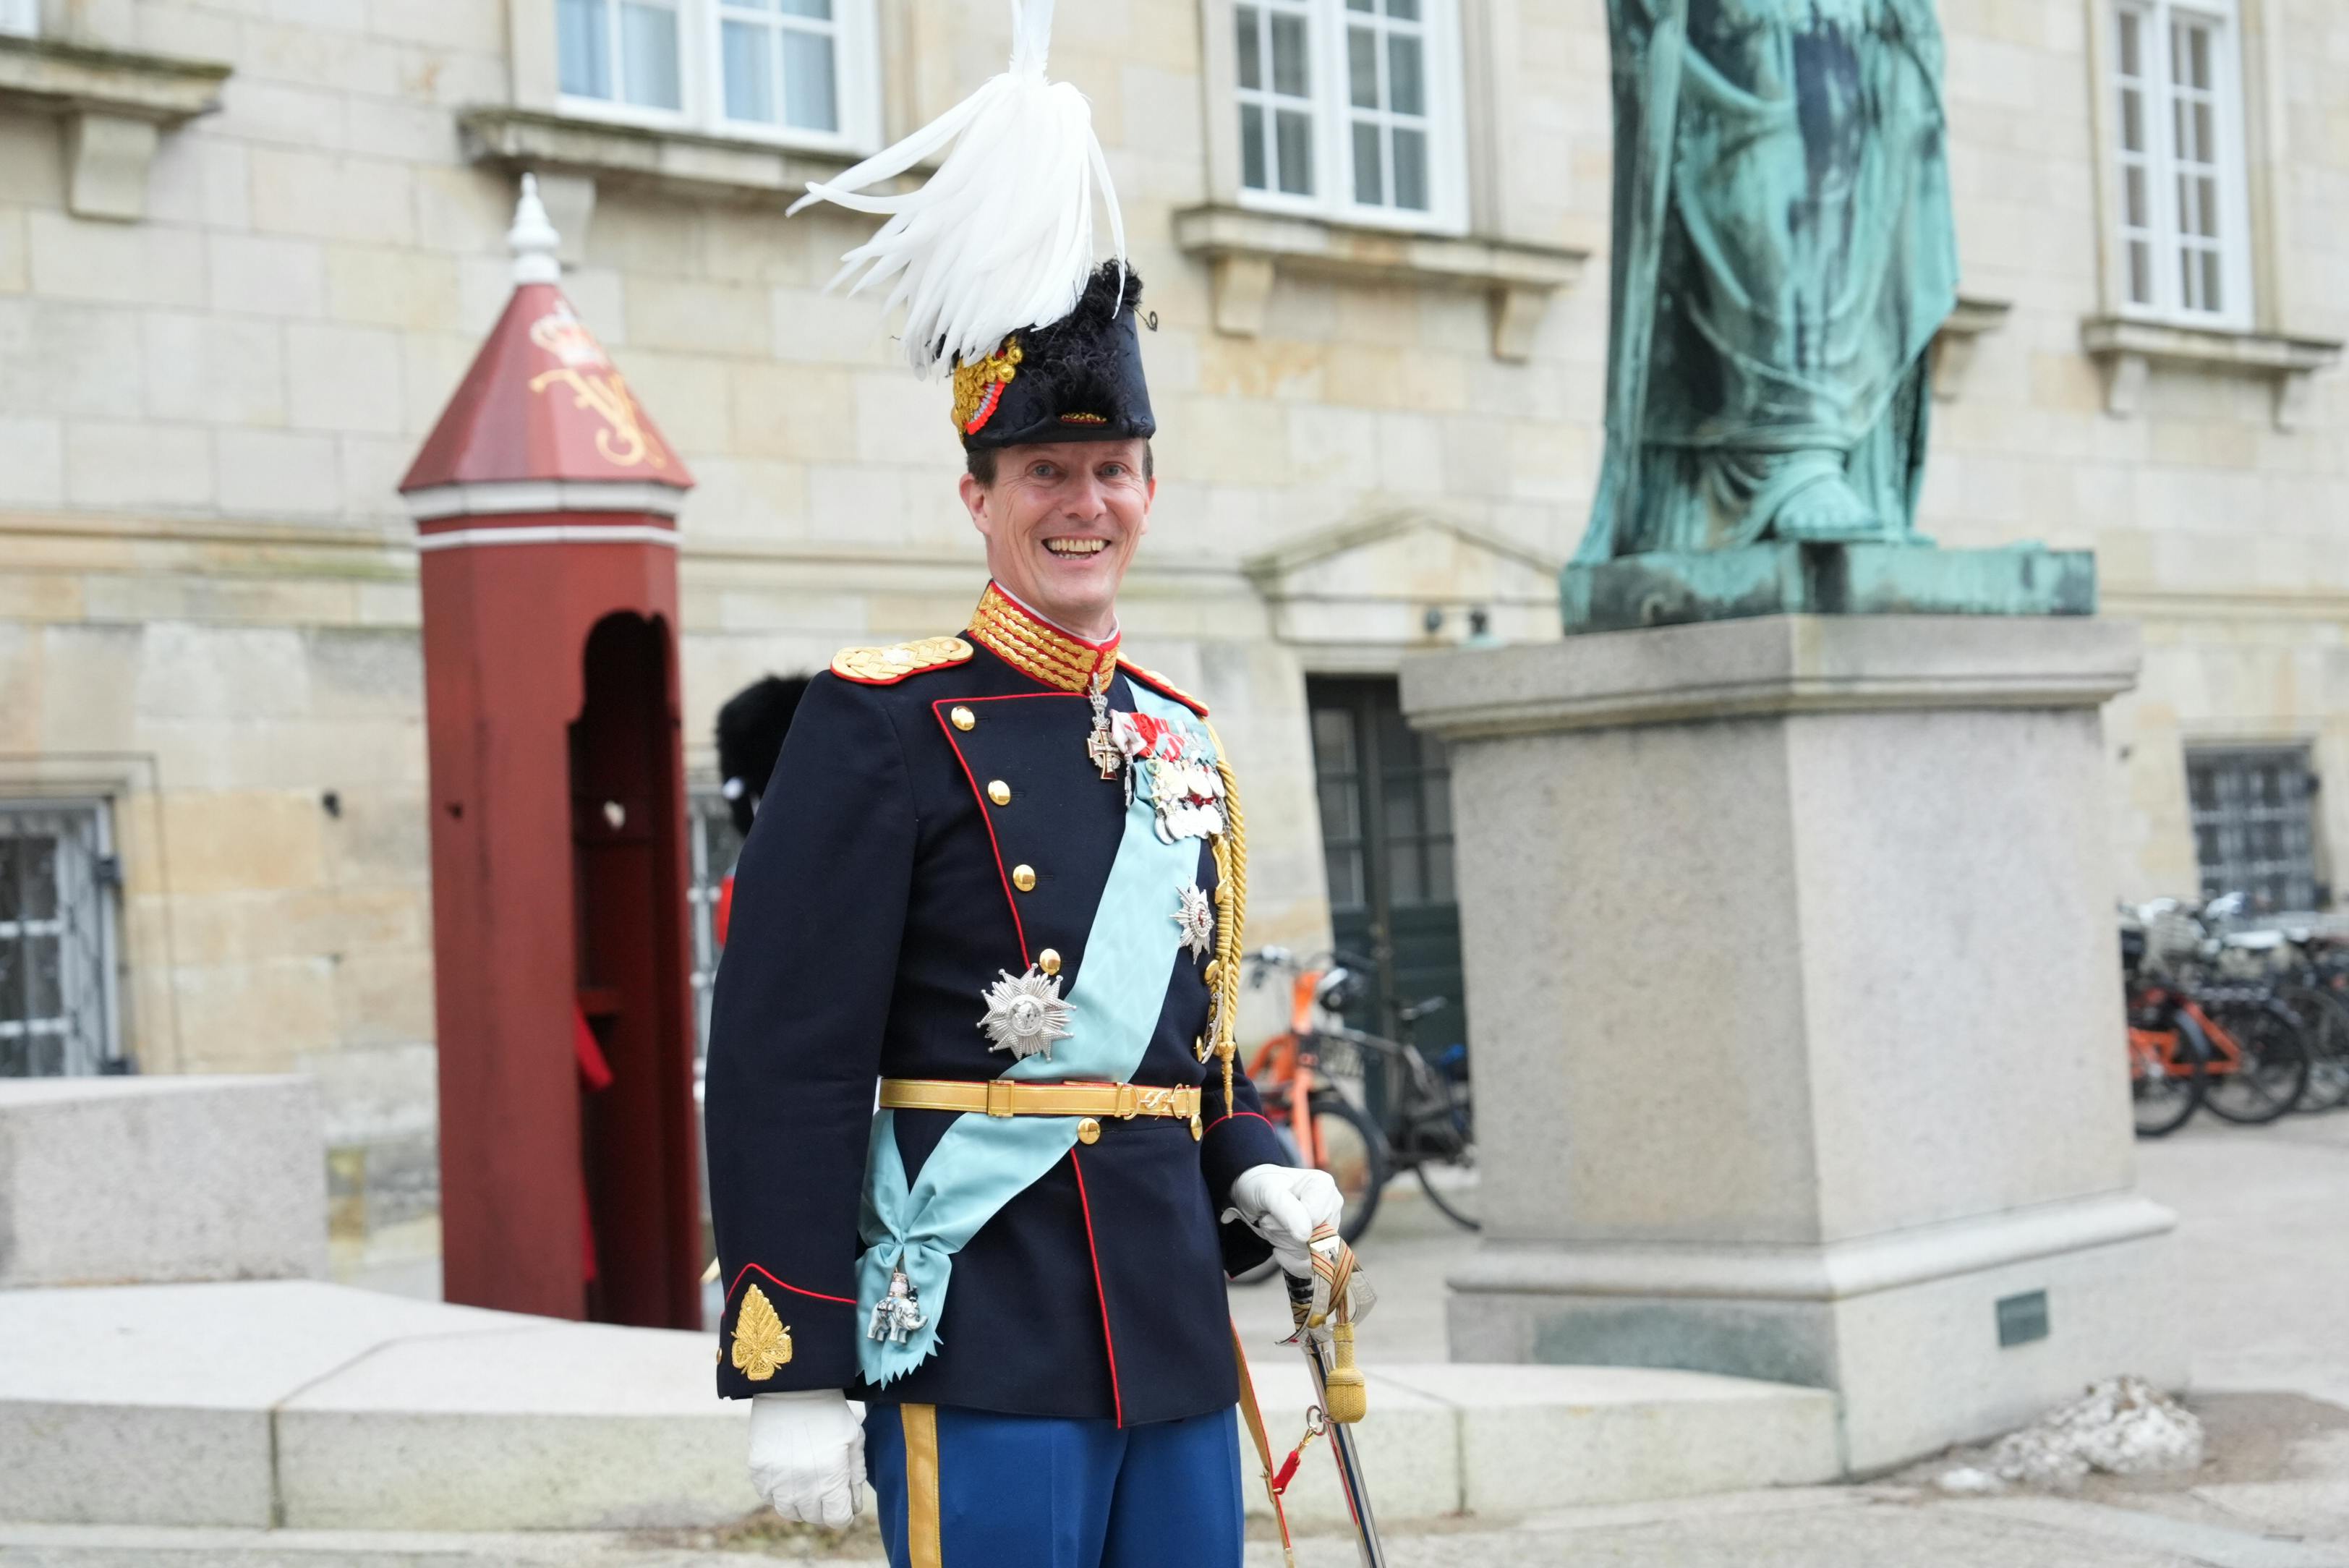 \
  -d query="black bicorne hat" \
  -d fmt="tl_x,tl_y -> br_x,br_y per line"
952,264 -> 1154,451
